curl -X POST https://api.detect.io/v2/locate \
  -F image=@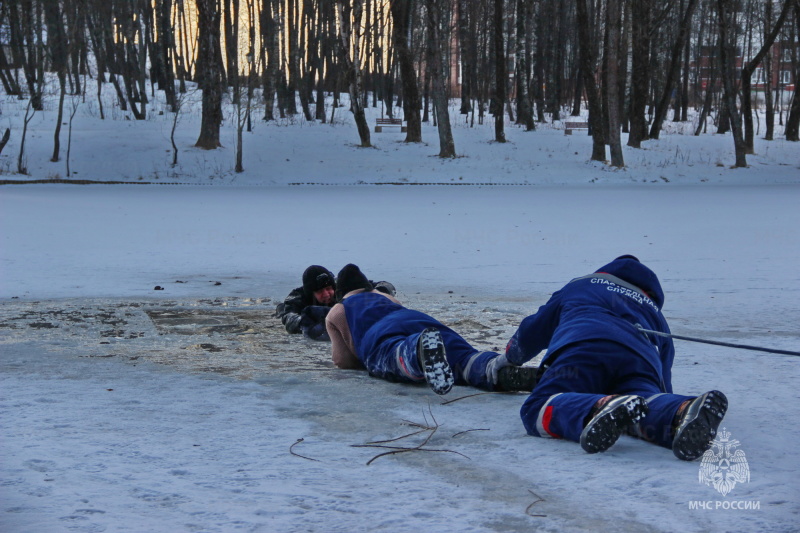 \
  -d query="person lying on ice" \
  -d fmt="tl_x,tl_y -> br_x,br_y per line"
325,264 -> 537,395
505,255 -> 728,460
276,264 -> 396,341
